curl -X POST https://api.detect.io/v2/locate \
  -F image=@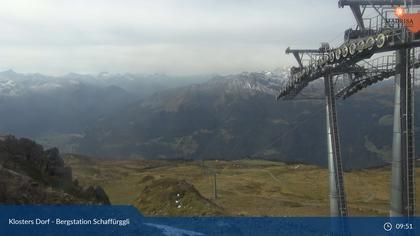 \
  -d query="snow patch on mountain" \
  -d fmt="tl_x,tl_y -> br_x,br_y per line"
207,71 -> 287,96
